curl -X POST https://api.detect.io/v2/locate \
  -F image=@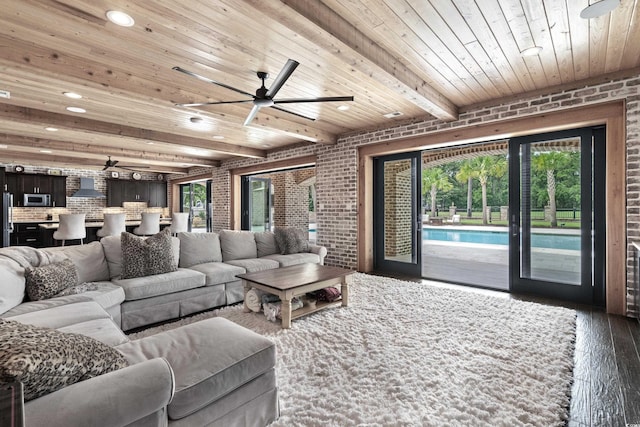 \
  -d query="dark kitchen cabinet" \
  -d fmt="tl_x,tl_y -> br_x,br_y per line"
107,179 -> 166,207
10,222 -> 44,247
148,181 -> 167,207
5,173 -> 67,207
